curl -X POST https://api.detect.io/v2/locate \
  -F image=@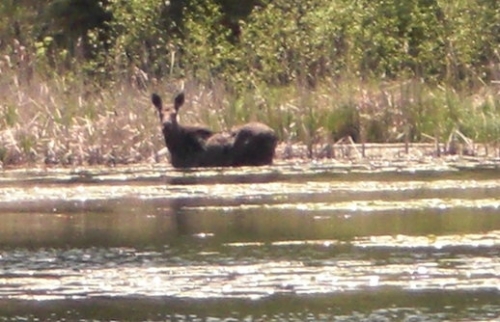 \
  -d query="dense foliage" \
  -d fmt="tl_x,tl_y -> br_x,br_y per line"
1,0 -> 500,165
2,0 -> 500,86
